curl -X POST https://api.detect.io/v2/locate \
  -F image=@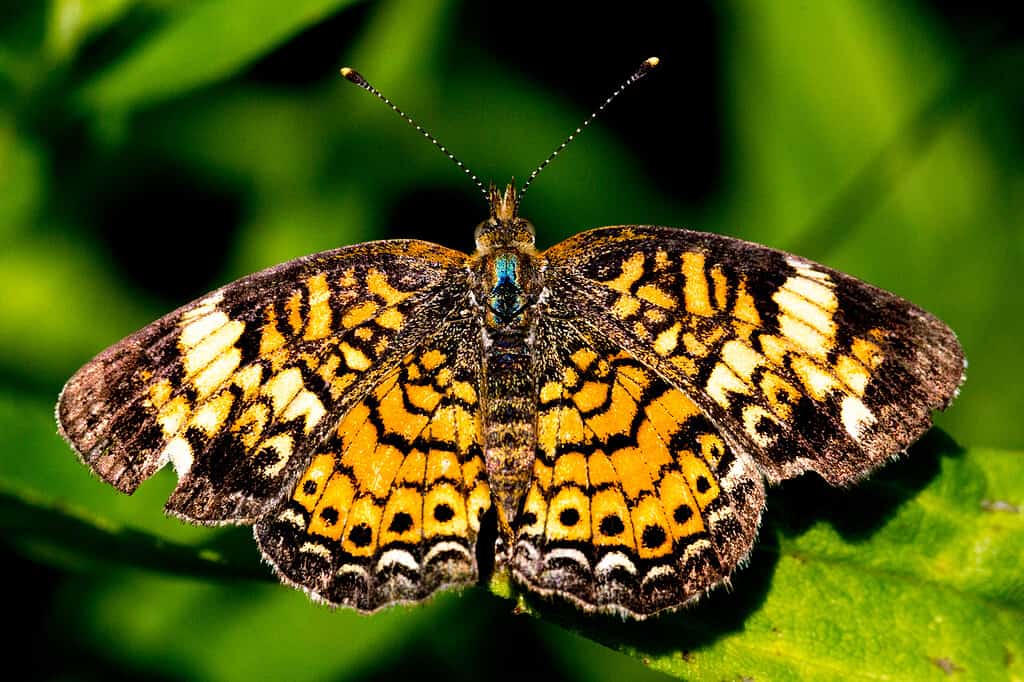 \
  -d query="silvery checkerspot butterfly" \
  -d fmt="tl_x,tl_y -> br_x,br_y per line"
57,59 -> 964,619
